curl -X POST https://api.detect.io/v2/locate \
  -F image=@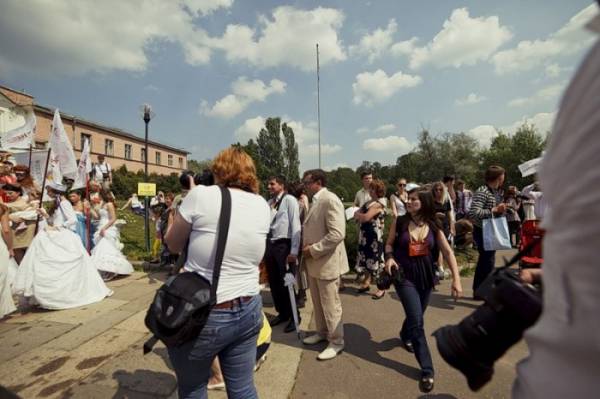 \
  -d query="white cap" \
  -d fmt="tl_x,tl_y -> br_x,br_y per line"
47,181 -> 67,192
405,183 -> 420,192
